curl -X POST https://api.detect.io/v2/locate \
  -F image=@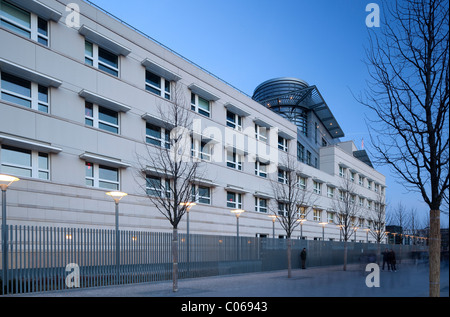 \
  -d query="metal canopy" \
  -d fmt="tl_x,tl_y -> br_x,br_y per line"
259,85 -> 344,139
